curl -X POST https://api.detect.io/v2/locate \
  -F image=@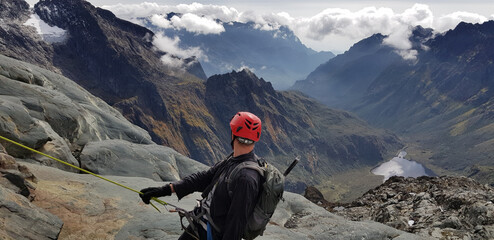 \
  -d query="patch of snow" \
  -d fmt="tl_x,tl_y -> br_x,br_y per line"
334,206 -> 345,211
397,150 -> 407,158
23,13 -> 67,43
372,151 -> 428,182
